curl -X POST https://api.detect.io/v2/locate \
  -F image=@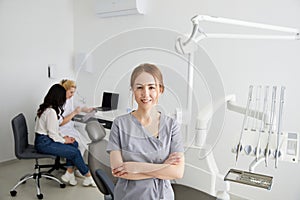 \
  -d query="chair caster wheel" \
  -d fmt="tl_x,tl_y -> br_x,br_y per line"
10,190 -> 17,196
37,193 -> 43,199
60,183 -> 66,188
